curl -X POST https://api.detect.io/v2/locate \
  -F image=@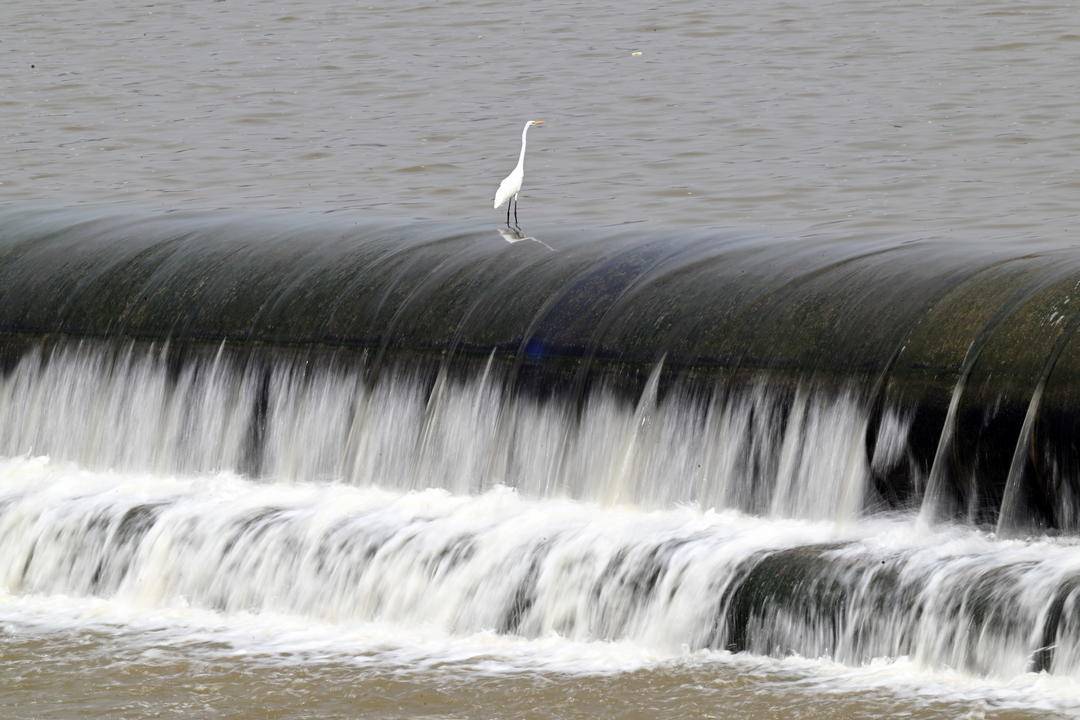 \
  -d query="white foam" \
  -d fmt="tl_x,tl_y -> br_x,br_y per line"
3,454 -> 1080,715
